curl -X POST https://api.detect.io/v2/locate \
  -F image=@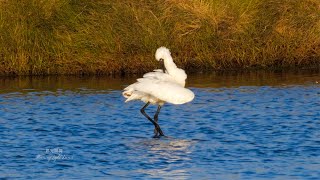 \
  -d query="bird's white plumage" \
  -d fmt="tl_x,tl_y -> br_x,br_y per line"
123,47 -> 194,105
155,47 -> 171,61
